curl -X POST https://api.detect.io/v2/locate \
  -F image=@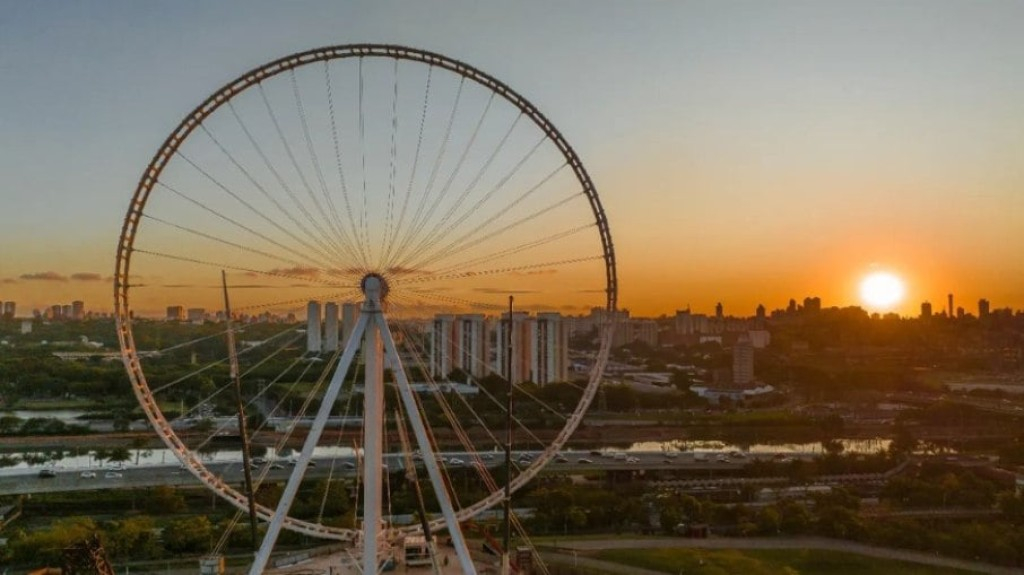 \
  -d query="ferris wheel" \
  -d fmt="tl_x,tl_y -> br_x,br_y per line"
114,44 -> 616,571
